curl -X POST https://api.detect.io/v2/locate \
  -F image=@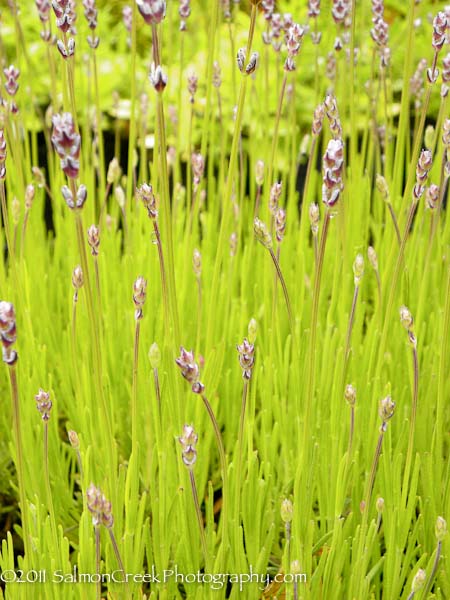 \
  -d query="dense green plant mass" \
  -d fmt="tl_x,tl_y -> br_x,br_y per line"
0,1 -> 449,599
